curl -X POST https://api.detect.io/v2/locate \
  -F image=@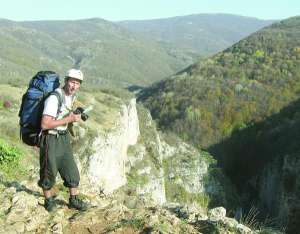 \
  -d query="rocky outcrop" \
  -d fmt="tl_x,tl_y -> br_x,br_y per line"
255,154 -> 300,233
0,182 -> 49,234
74,98 -> 235,208
126,108 -> 167,205
166,203 -> 255,234
0,181 -> 256,234
125,106 -> 237,208
79,98 -> 140,195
